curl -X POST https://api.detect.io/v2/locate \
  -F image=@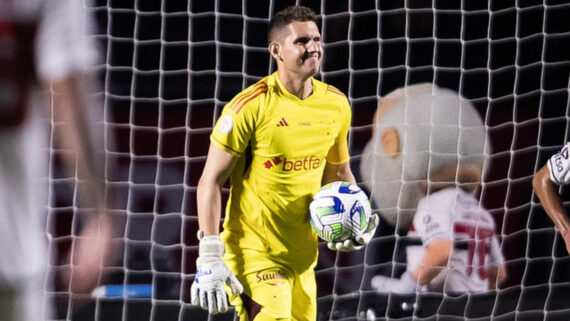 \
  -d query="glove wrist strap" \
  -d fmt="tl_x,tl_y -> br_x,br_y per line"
197,231 -> 225,257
